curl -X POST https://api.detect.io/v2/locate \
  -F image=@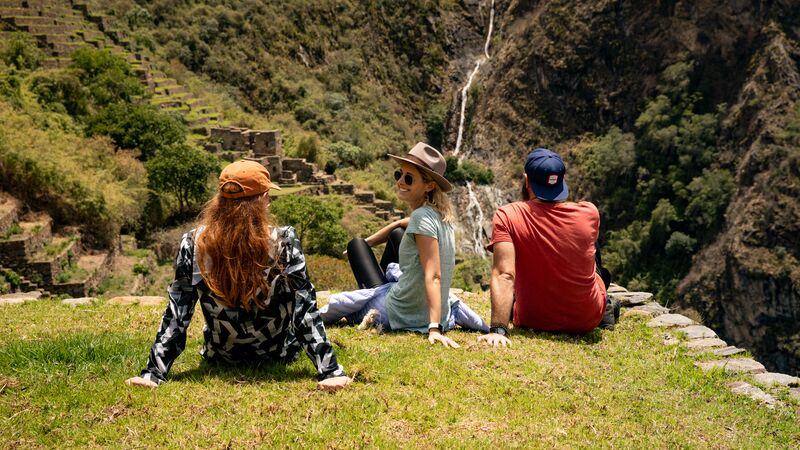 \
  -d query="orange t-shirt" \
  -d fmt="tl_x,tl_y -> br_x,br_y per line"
488,200 -> 606,334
